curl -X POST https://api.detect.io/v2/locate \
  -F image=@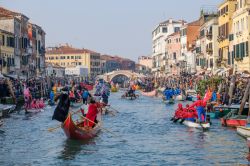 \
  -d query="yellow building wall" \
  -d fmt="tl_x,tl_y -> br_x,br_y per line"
45,53 -> 91,73
233,1 -> 250,72
0,31 -> 14,74
218,0 -> 237,62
